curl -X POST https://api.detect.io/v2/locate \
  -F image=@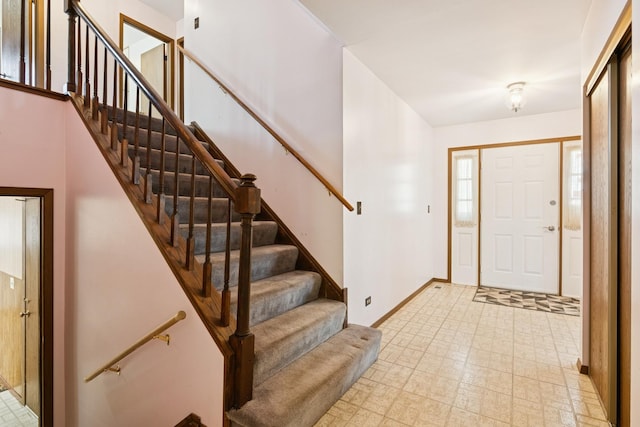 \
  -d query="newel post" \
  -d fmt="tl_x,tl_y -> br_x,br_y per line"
64,0 -> 77,93
229,173 -> 260,408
